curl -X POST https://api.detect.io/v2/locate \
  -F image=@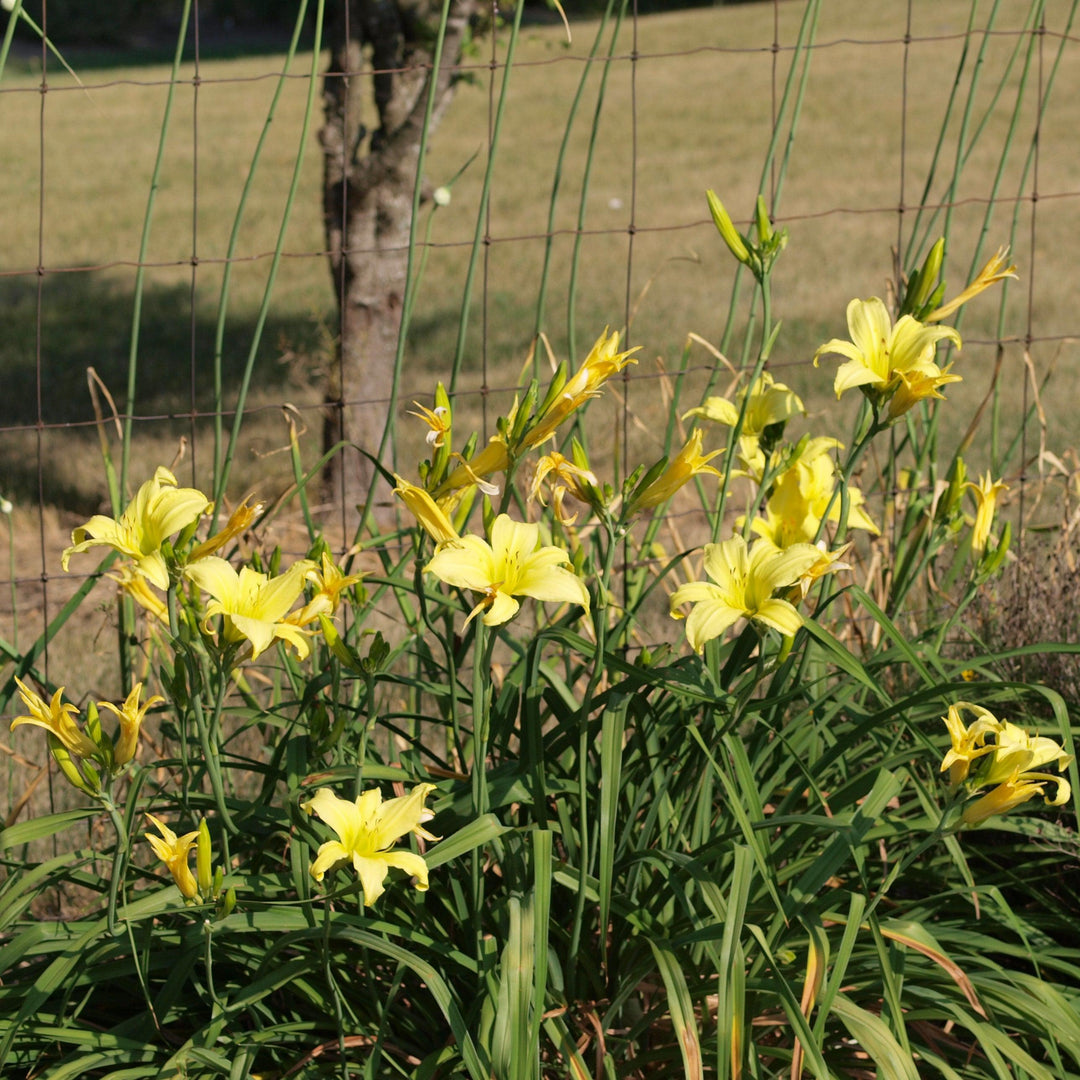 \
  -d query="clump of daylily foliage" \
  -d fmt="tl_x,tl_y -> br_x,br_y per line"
2,194 -> 1077,1079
